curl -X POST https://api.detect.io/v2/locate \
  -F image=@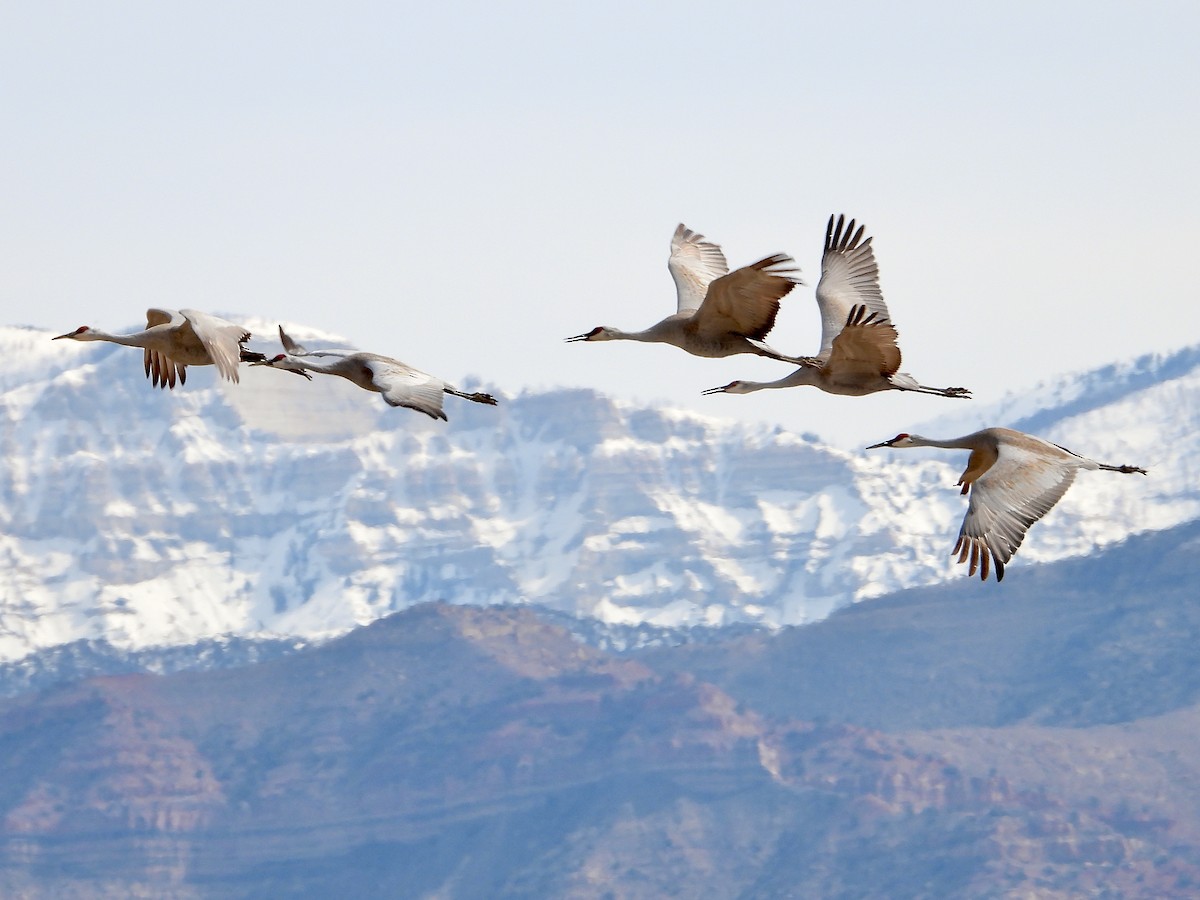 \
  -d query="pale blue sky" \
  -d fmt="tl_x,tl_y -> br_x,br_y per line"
2,1 -> 1197,444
